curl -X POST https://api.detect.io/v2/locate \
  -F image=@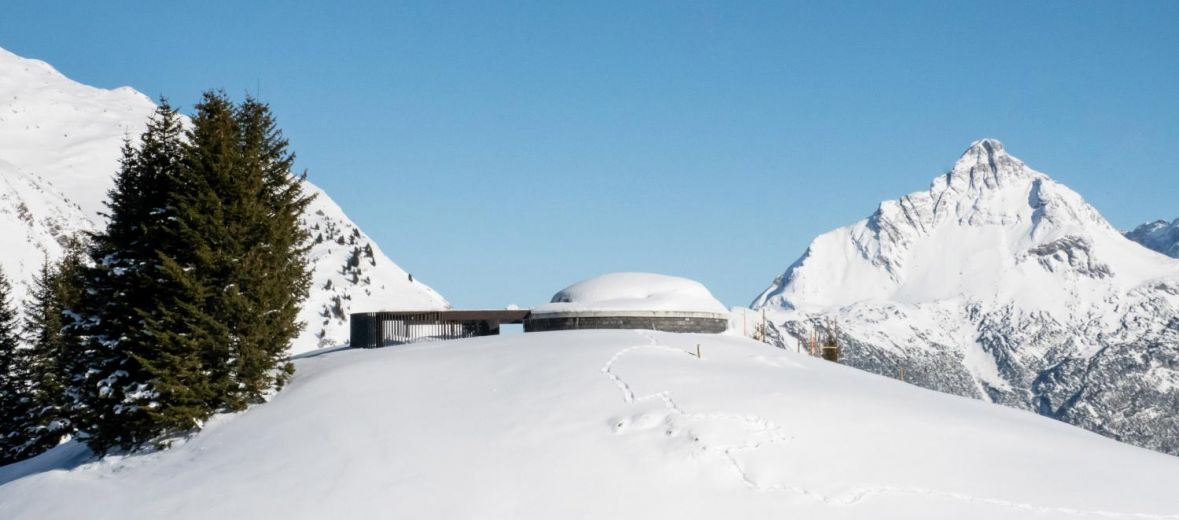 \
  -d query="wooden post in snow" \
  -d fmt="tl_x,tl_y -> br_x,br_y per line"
696,344 -> 701,359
